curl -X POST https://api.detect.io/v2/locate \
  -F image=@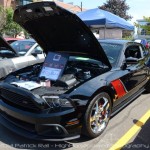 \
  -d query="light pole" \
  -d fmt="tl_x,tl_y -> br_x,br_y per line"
81,2 -> 82,11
